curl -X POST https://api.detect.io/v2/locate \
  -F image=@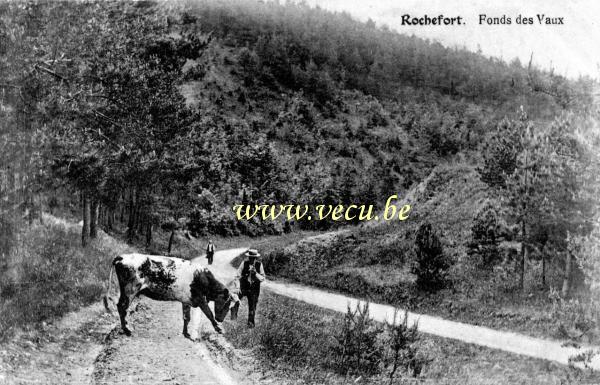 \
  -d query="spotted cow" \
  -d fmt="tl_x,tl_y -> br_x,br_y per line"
104,253 -> 238,337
